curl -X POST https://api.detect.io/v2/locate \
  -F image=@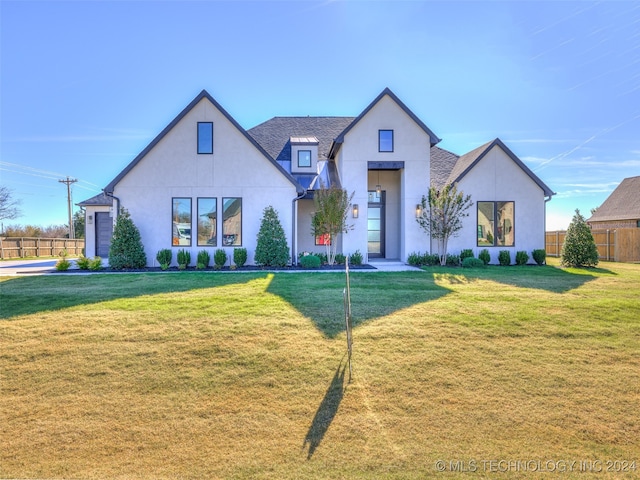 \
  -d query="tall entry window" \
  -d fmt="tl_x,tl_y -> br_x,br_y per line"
222,197 -> 242,246
367,190 -> 385,257
477,201 -> 514,247
197,198 -> 217,246
172,198 -> 192,246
